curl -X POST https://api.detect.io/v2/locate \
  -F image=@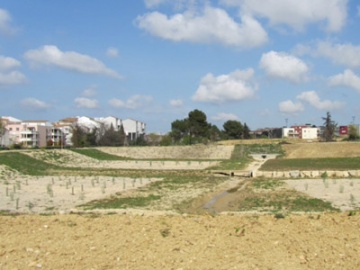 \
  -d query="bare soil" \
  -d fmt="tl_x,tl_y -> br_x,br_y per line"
2,143 -> 360,269
2,213 -> 360,269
